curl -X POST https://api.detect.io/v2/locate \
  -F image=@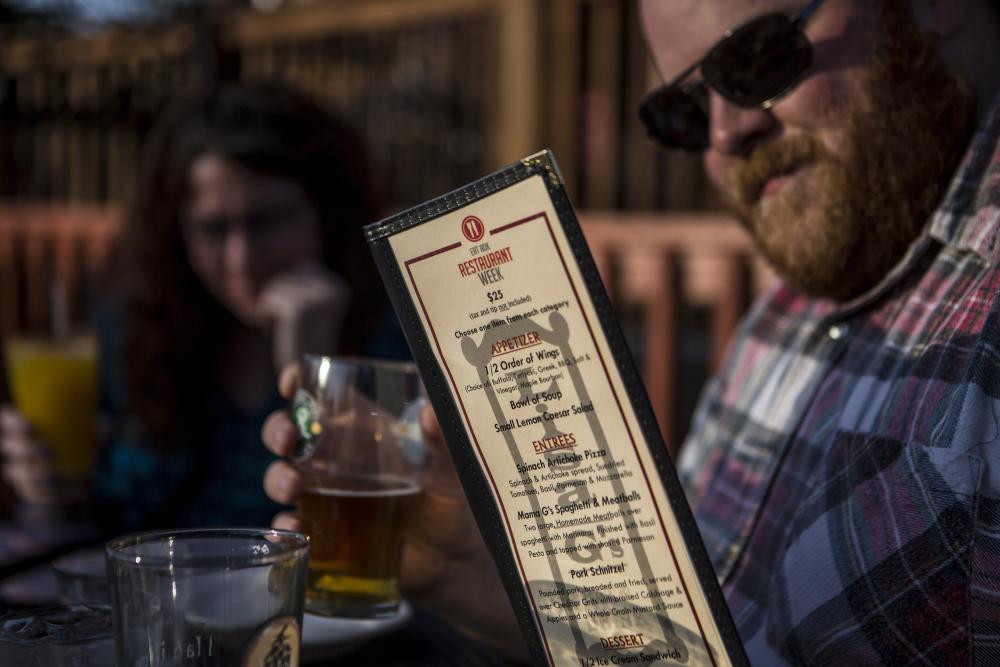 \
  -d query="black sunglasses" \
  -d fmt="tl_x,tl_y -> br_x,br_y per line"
639,0 -> 827,152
